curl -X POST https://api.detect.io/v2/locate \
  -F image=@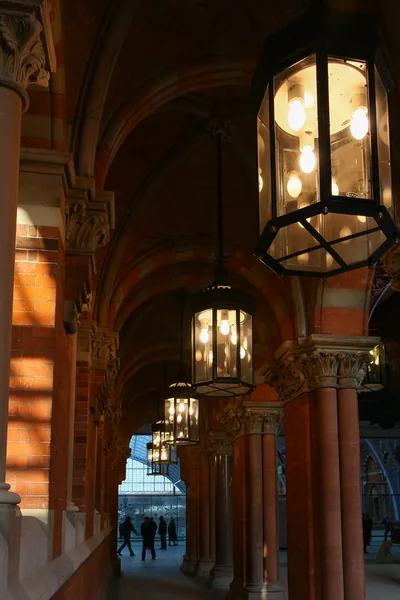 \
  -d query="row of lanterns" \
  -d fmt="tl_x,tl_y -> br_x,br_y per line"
148,5 -> 397,474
